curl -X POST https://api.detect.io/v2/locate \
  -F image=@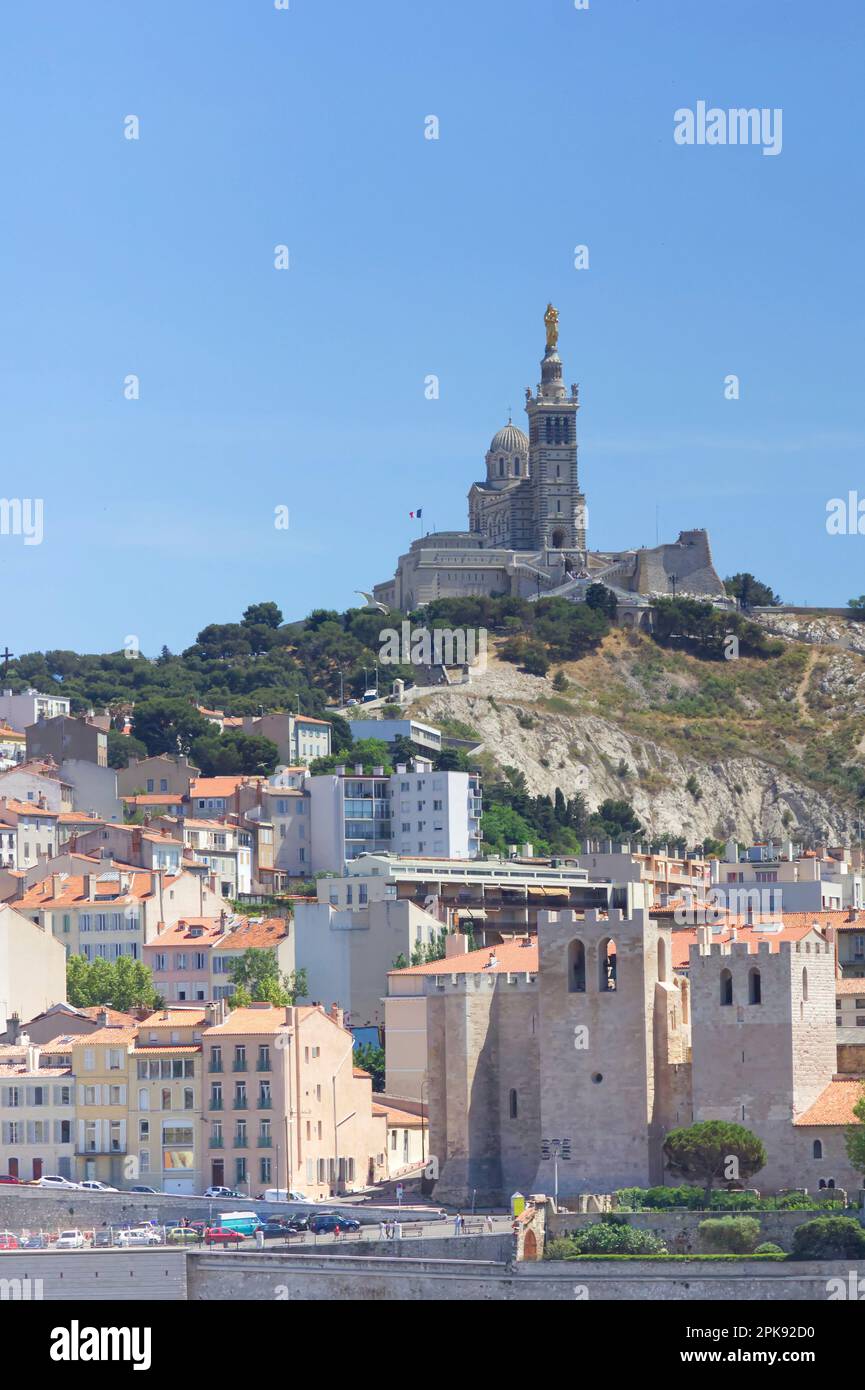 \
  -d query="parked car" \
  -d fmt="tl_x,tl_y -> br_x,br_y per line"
79,1180 -> 118,1193
92,1230 -> 114,1248
167,1226 -> 201,1245
261,1187 -> 308,1203
203,1186 -> 241,1199
204,1226 -> 245,1246
20,1233 -> 47,1249
308,1212 -> 361,1235
115,1226 -> 162,1247
0,1175 -> 22,1185
127,1185 -> 158,1194
0,1232 -> 20,1250
260,1216 -> 308,1238
55,1230 -> 86,1250
30,1175 -> 81,1190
